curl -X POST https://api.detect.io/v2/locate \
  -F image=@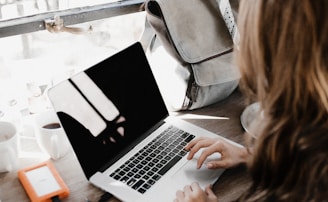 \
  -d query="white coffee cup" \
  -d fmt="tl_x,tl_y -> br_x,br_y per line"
0,121 -> 18,172
34,110 -> 70,160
